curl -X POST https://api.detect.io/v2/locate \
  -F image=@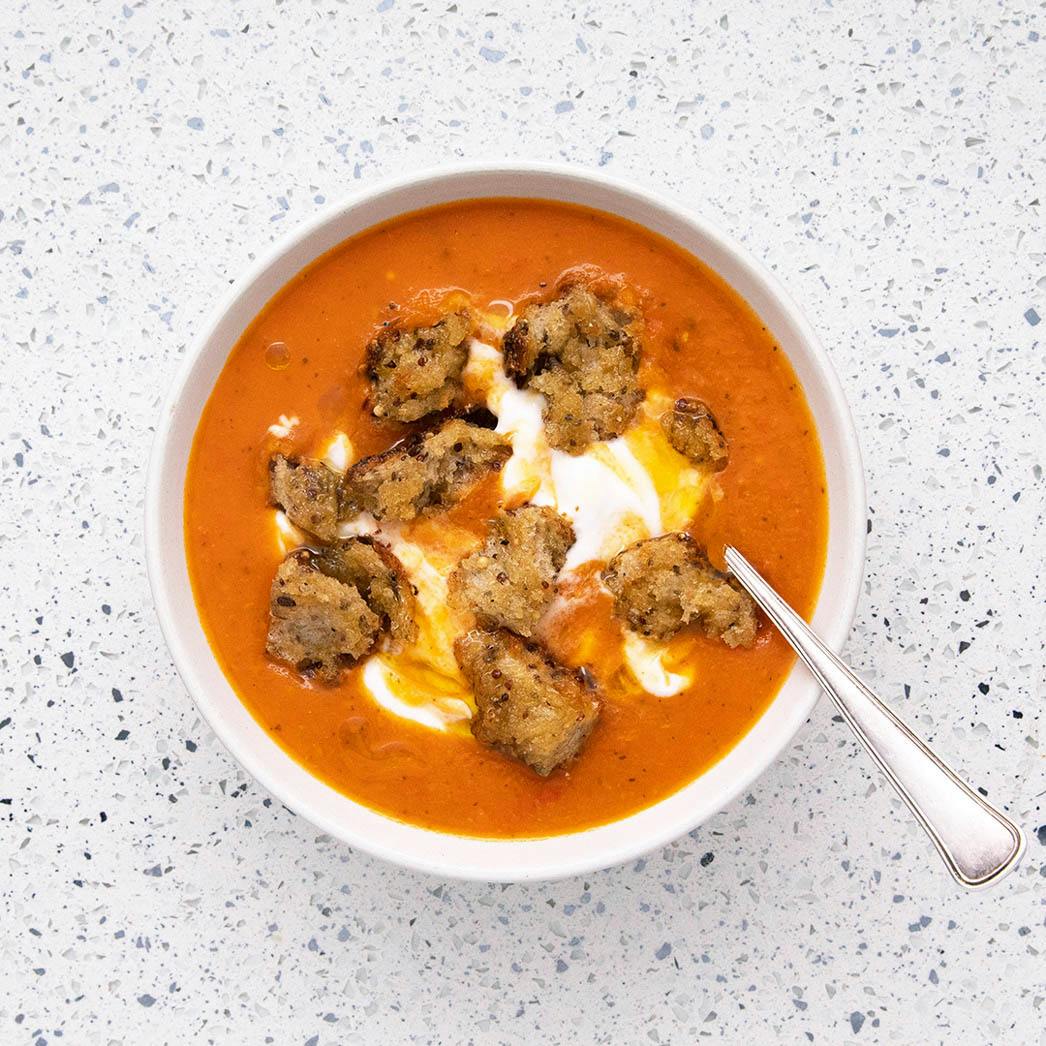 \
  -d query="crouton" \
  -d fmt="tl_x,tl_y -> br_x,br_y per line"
660,398 -> 728,470
602,533 -> 758,648
314,537 -> 418,648
455,629 -> 601,776
448,505 -> 575,636
269,453 -> 343,542
502,280 -> 644,452
267,550 -> 381,683
341,415 -> 511,522
365,310 -> 472,422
